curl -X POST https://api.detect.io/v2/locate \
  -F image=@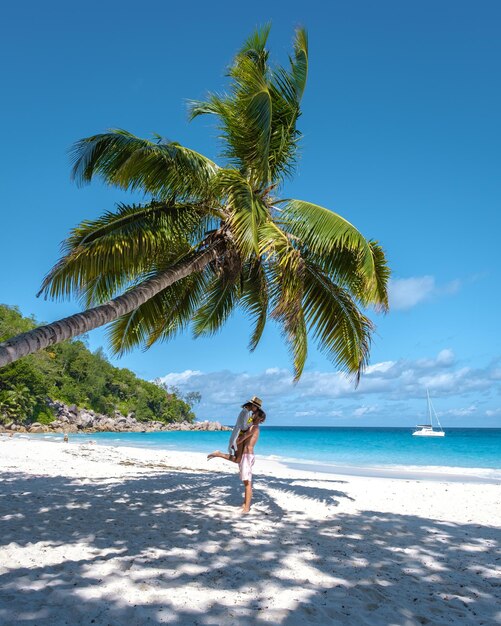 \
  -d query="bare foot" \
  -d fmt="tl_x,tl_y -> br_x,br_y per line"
241,506 -> 250,514
207,451 -> 220,460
